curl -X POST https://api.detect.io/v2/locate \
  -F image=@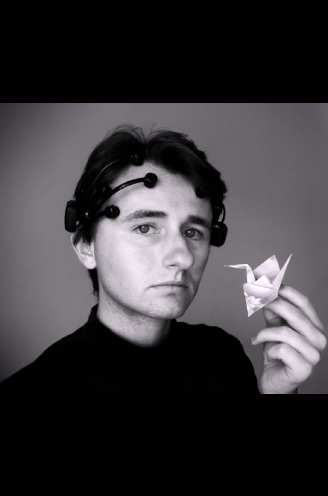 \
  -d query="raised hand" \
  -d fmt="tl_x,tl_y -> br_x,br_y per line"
251,285 -> 326,394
